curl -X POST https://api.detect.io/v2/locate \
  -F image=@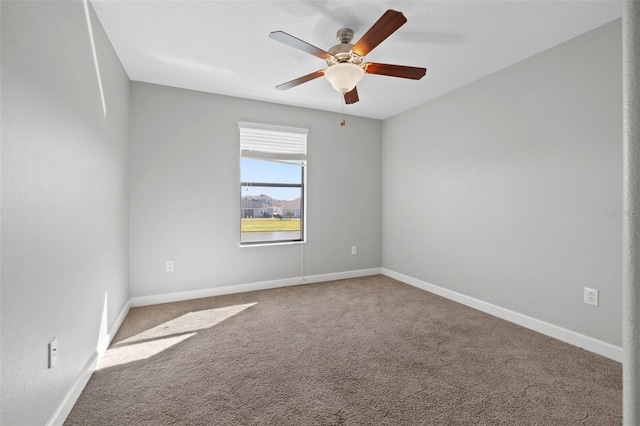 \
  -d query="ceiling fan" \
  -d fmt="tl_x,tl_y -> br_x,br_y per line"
269,9 -> 427,105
